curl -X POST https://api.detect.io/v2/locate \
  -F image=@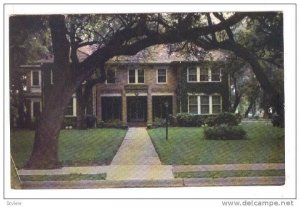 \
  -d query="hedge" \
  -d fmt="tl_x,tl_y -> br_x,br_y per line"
204,126 -> 246,140
172,112 -> 241,127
